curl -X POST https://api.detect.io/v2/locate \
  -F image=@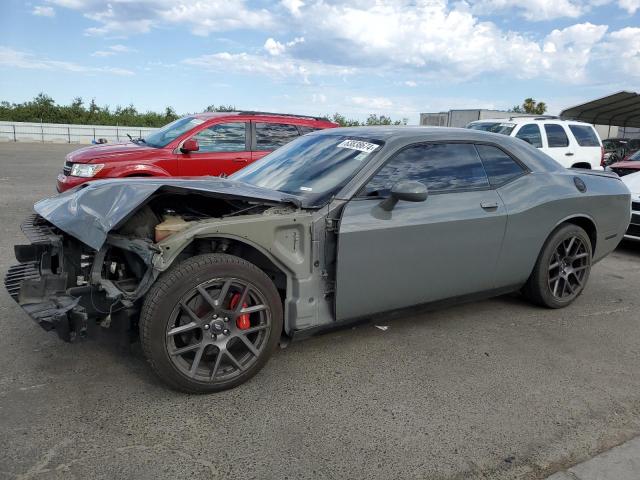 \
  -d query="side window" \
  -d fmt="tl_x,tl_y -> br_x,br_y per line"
297,125 -> 320,135
515,124 -> 543,148
365,143 -> 489,195
475,145 -> 525,186
255,123 -> 300,150
568,125 -> 600,147
191,122 -> 247,153
545,124 -> 569,147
